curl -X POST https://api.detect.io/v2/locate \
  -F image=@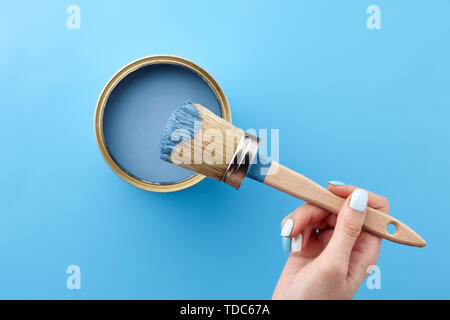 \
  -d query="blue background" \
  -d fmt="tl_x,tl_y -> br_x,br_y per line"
0,1 -> 448,299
